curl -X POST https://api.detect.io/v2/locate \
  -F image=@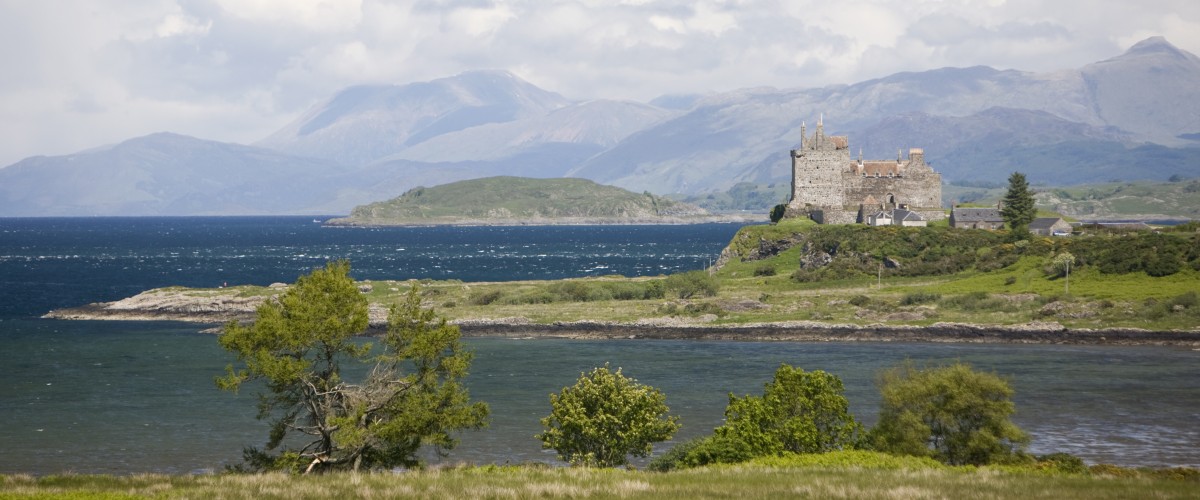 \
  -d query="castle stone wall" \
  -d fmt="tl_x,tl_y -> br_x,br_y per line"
787,120 -> 944,224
